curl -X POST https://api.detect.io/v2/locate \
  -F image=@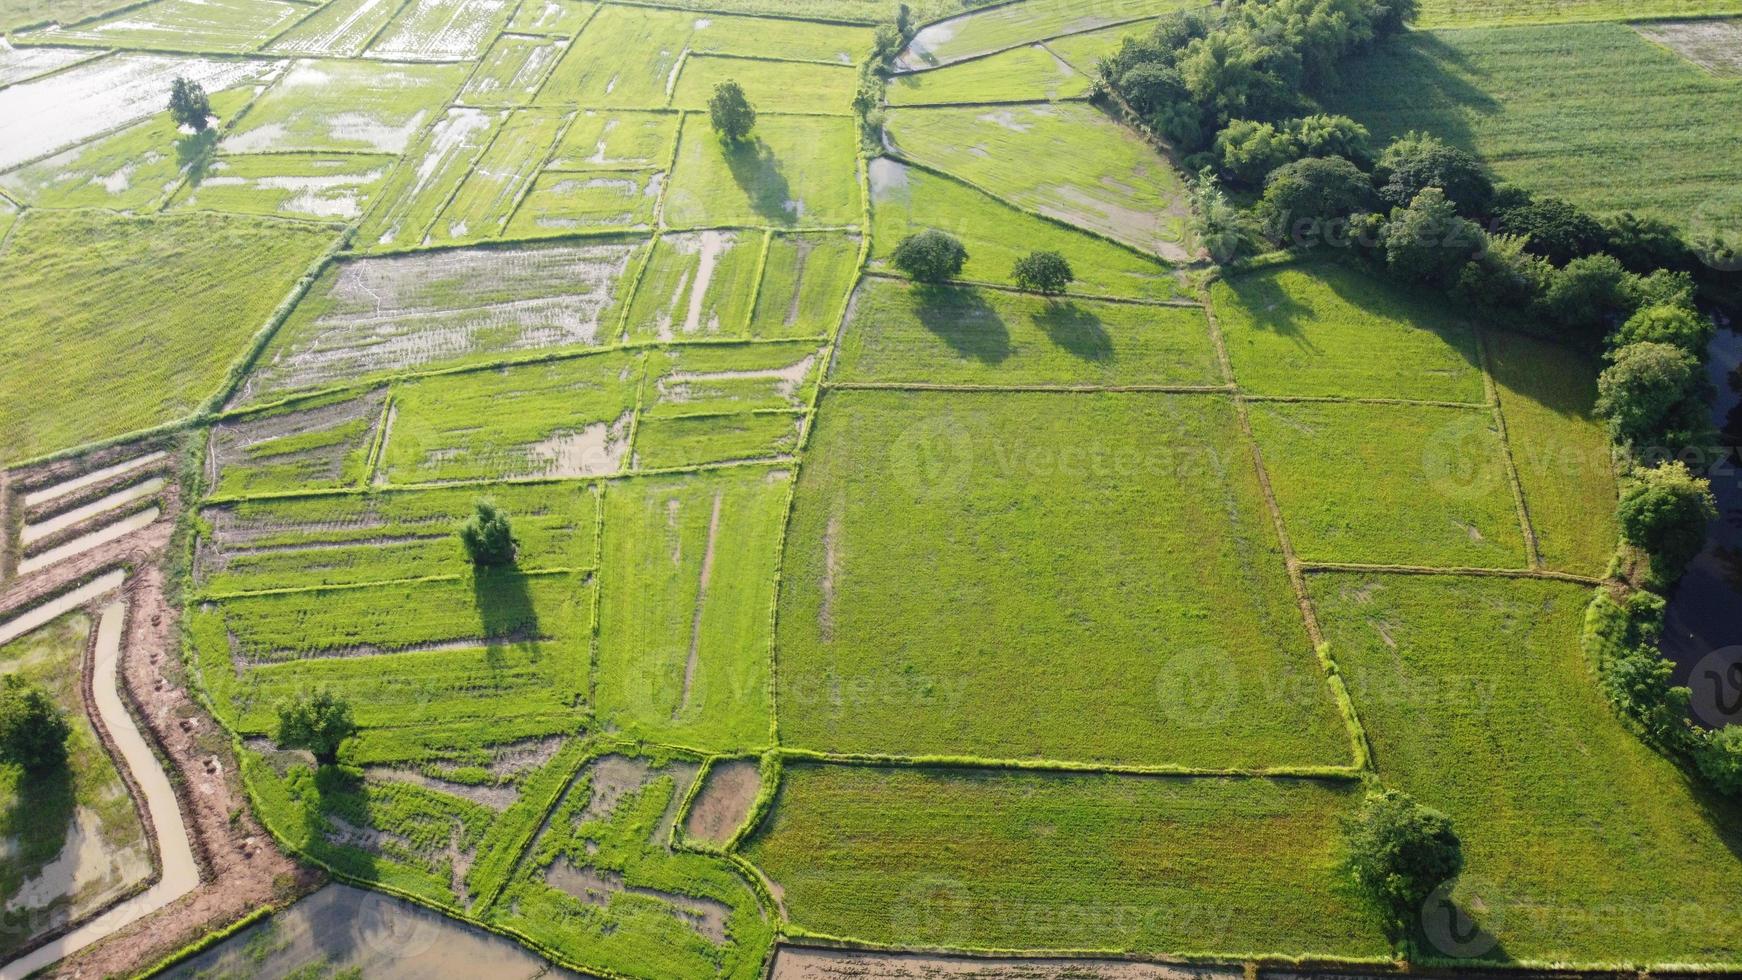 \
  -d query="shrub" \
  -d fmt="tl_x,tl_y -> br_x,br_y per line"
1539,253 -> 1632,338
1373,131 -> 1493,215
1626,268 -> 1698,312
891,230 -> 968,282
1011,251 -> 1074,295
1289,113 -> 1373,167
168,76 -> 212,132
1260,155 -> 1376,236
1495,196 -> 1605,265
1214,119 -> 1299,185
1456,233 -> 1550,311
1602,212 -> 1695,273
275,688 -> 356,766
1618,461 -> 1718,582
1379,188 -> 1484,286
1698,726 -> 1742,797
1120,62 -> 1187,116
872,24 -> 903,66
1610,303 -> 1714,356
709,80 -> 756,142
460,497 -> 518,566
1595,342 -> 1703,446
0,676 -> 70,773
1189,169 -> 1259,264
1344,789 -> 1464,934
